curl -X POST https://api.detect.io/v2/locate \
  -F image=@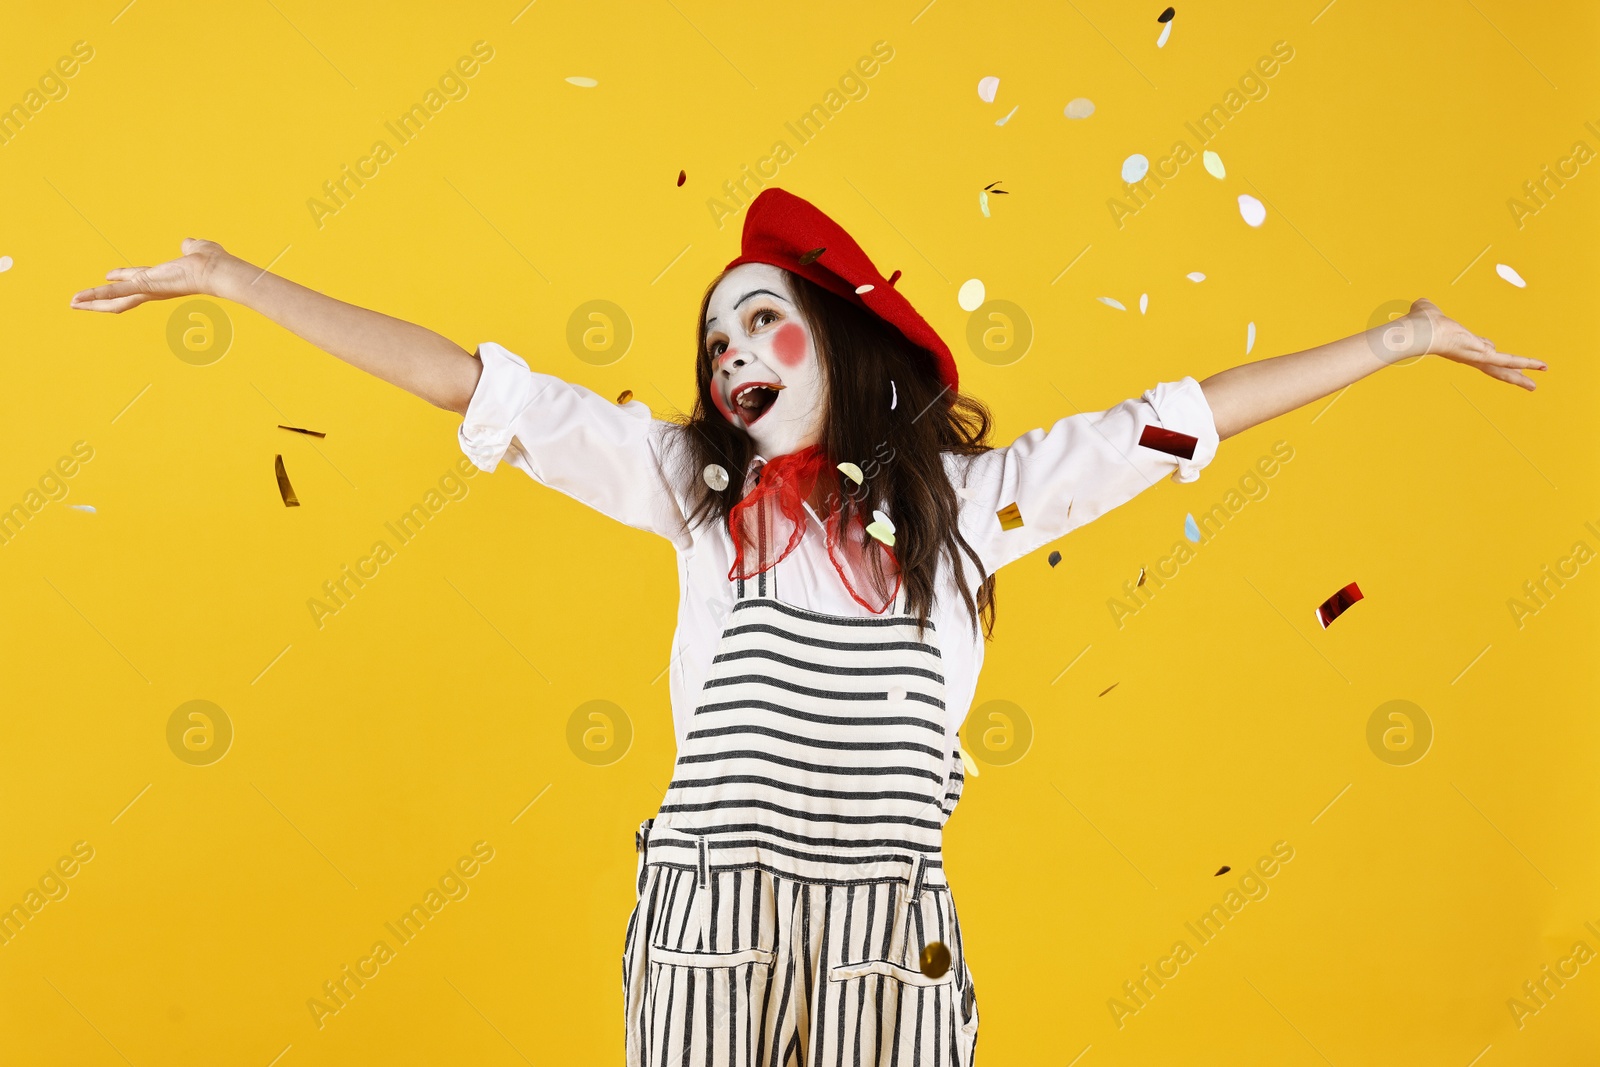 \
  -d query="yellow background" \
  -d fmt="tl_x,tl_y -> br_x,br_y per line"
2,1 -> 1596,1063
